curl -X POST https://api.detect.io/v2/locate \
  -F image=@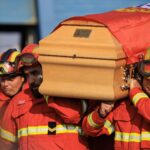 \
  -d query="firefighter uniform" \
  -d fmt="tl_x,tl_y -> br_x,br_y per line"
0,82 -> 89,150
0,49 -> 21,126
82,87 -> 150,150
0,92 -> 10,120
